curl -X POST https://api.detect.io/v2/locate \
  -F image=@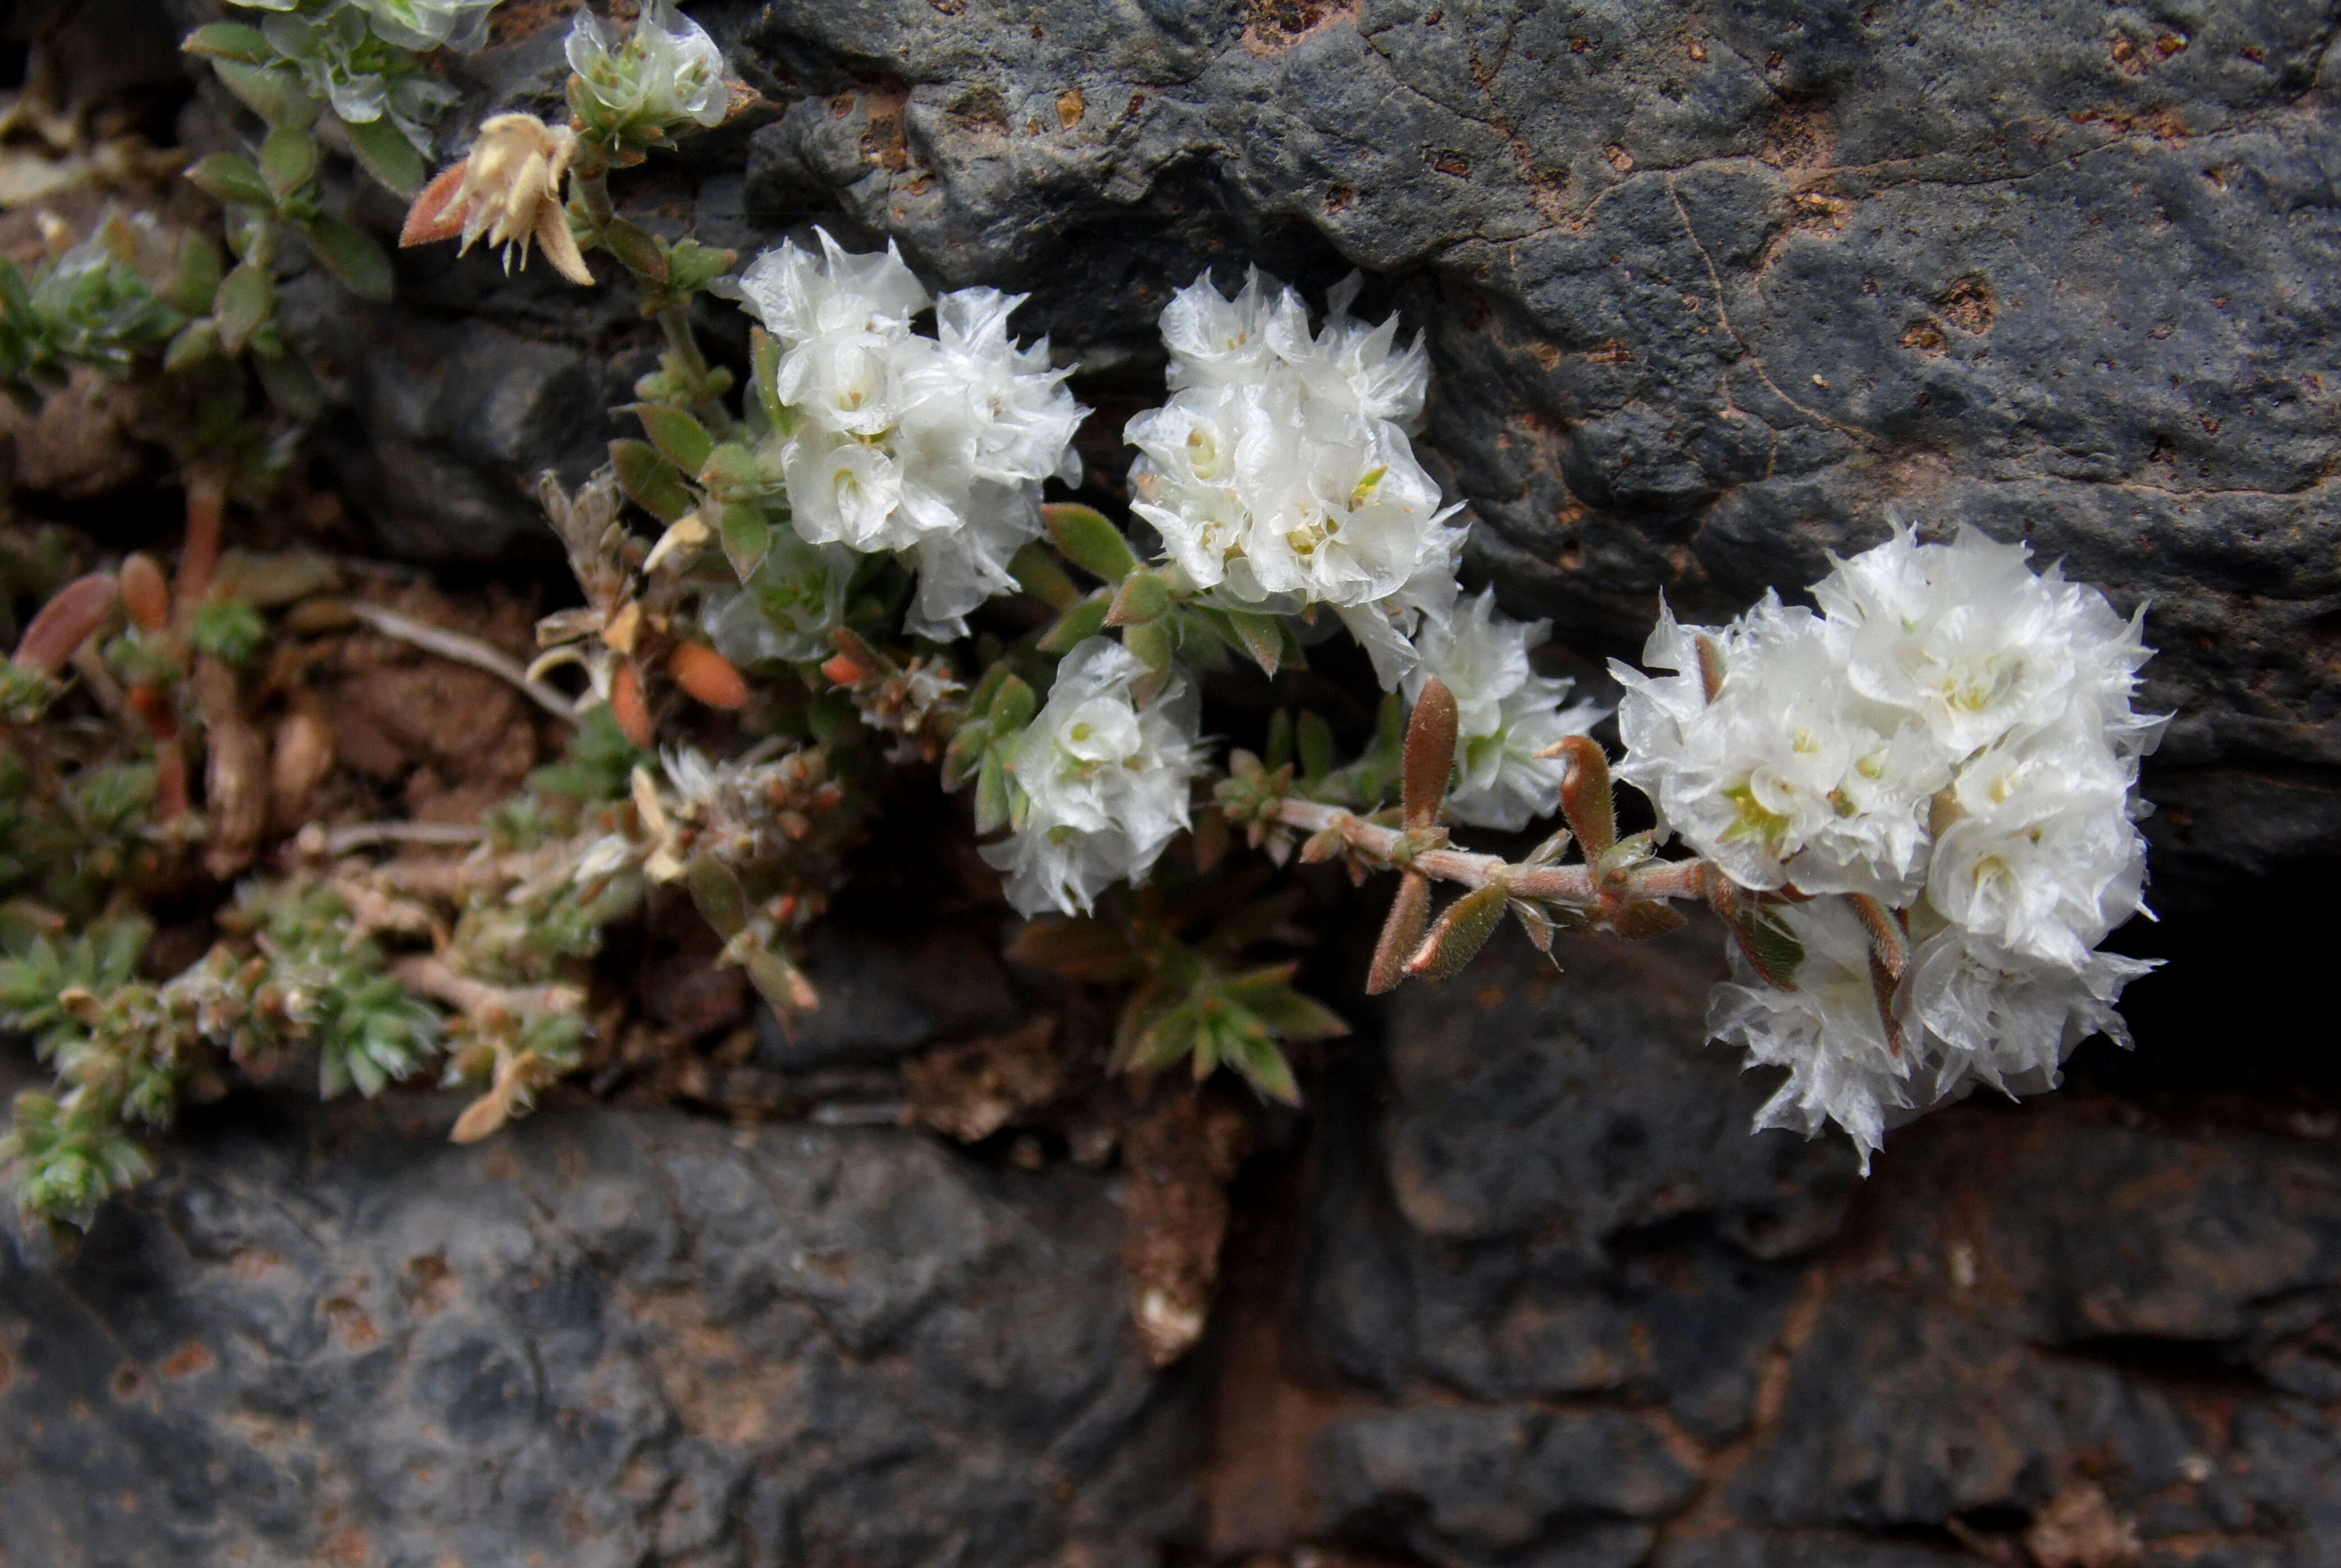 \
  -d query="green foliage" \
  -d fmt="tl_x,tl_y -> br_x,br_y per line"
191,600 -> 269,666
526,705 -> 651,803
0,229 -> 184,409
0,755 -> 159,922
